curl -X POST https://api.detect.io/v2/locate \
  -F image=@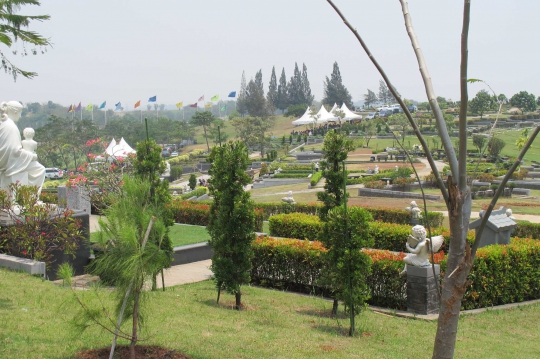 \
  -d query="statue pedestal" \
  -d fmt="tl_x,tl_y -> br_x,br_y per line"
57,186 -> 91,214
410,217 -> 420,226
406,264 -> 440,315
